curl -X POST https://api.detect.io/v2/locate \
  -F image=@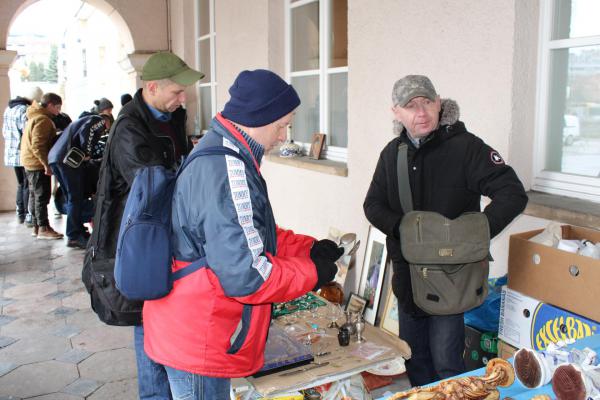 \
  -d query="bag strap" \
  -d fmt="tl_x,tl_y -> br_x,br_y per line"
170,146 -> 250,281
397,143 -> 413,212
